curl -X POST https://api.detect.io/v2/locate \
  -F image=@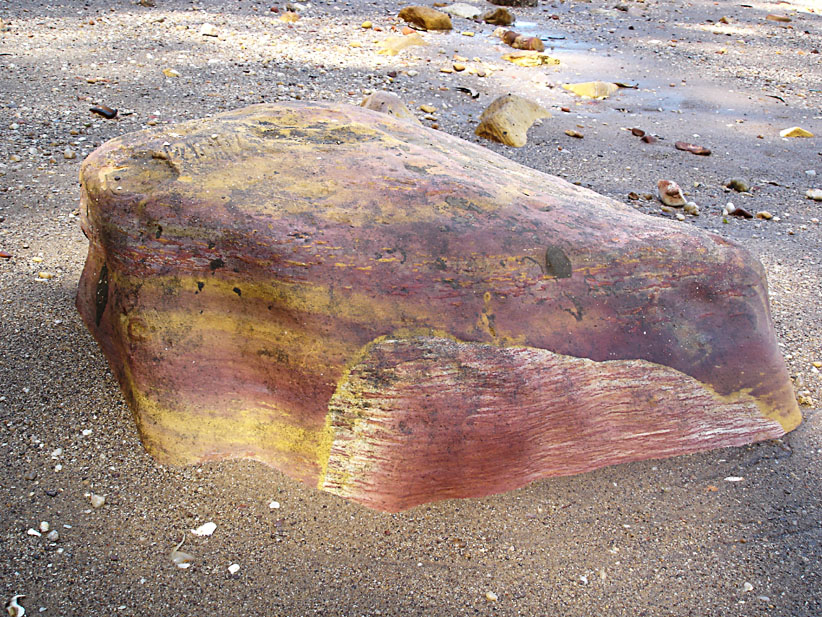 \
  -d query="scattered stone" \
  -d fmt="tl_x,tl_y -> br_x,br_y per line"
441,3 -> 482,20
279,11 -> 300,22
487,0 -> 536,7
46,530 -> 59,542
360,92 -> 421,125
485,591 -> 499,602
501,51 -> 559,67
806,188 -> 822,201
475,94 -> 550,147
27,528 -> 42,537
269,500 -> 281,509
675,141 -> 711,156
766,14 -> 791,22
743,581 -> 754,591
398,6 -> 453,31
162,68 -> 181,78
38,271 -> 56,280
228,563 -> 241,574
724,203 -> 753,218
419,104 -> 437,114
657,180 -> 686,207
756,211 -> 773,220
199,23 -> 219,37
564,129 -> 583,138
377,32 -> 427,55
563,81 -> 619,100
630,128 -> 645,137
496,28 -> 544,51
90,494 -> 106,508
39,521 -> 50,533
724,178 -> 750,193
361,21 -> 372,29
481,7 -> 514,26
779,126 -> 813,138
90,105 -> 117,119
641,134 -> 658,144
684,202 -> 700,216
63,149 -> 76,160
24,470 -> 36,481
